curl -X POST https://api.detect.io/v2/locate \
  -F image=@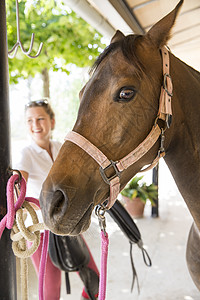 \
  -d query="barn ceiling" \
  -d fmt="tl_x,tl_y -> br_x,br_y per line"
64,0 -> 200,71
